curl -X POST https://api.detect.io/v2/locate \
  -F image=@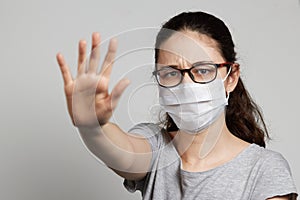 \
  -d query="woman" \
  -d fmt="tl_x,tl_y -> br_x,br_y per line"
56,11 -> 298,199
